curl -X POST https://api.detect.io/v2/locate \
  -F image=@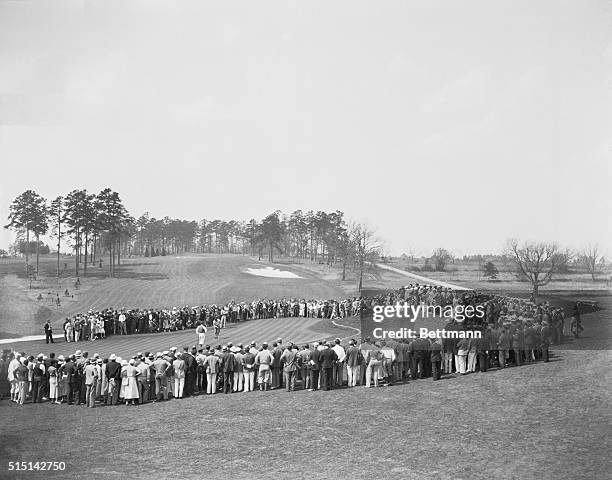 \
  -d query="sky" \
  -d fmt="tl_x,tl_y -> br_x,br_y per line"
0,0 -> 610,257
